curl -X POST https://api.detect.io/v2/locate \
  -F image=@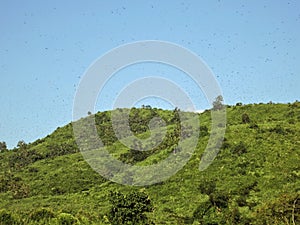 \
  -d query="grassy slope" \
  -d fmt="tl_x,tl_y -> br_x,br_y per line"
0,103 -> 299,224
